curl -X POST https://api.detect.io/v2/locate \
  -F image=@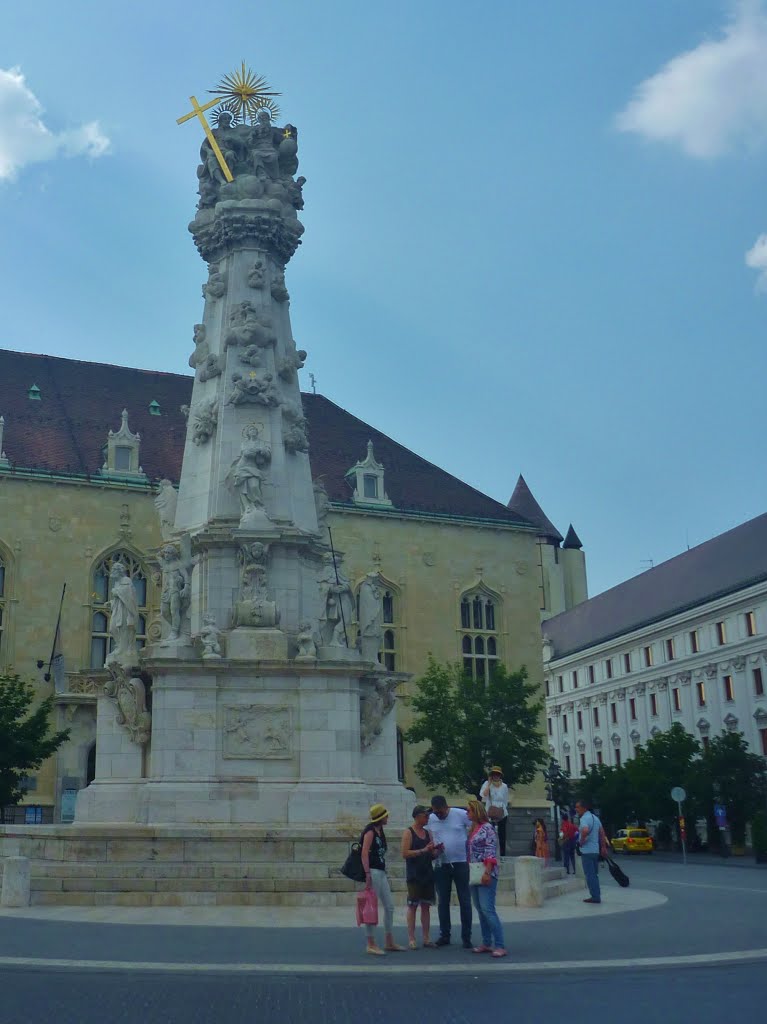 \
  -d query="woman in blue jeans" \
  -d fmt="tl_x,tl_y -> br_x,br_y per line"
466,799 -> 507,958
